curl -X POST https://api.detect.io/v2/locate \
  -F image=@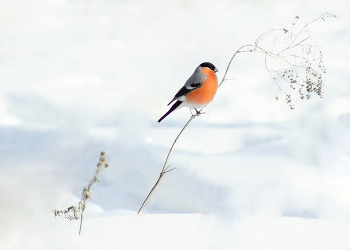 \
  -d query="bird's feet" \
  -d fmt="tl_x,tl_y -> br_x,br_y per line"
190,108 -> 205,117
